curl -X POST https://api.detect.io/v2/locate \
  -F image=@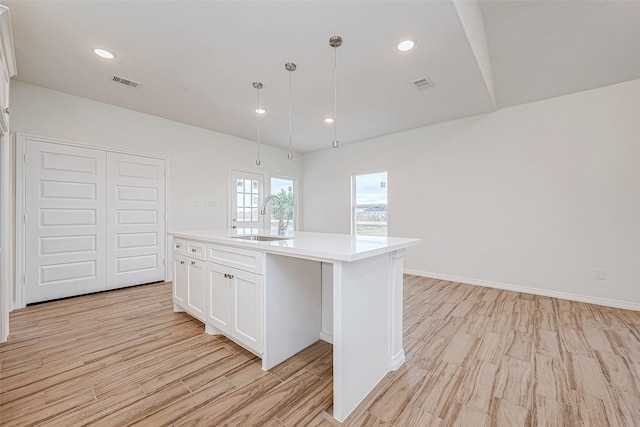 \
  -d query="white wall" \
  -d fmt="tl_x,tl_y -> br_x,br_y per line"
11,81 -> 303,232
302,79 -> 640,309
